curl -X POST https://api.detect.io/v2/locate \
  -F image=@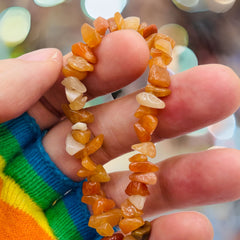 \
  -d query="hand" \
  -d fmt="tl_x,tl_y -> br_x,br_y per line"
1,29 -> 240,240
